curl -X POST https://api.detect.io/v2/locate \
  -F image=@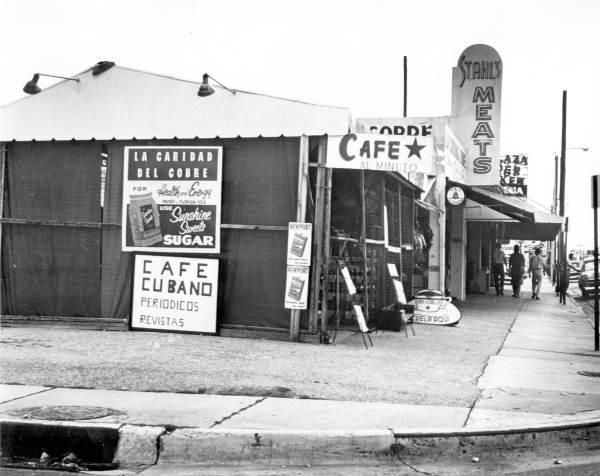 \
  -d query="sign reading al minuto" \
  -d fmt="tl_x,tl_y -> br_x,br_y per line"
122,146 -> 222,253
